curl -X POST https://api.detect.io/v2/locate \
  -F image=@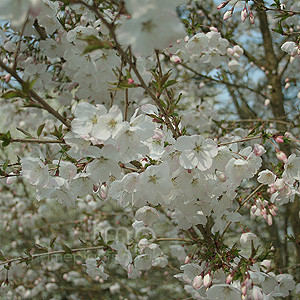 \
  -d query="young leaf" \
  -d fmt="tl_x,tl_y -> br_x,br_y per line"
37,123 -> 46,137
